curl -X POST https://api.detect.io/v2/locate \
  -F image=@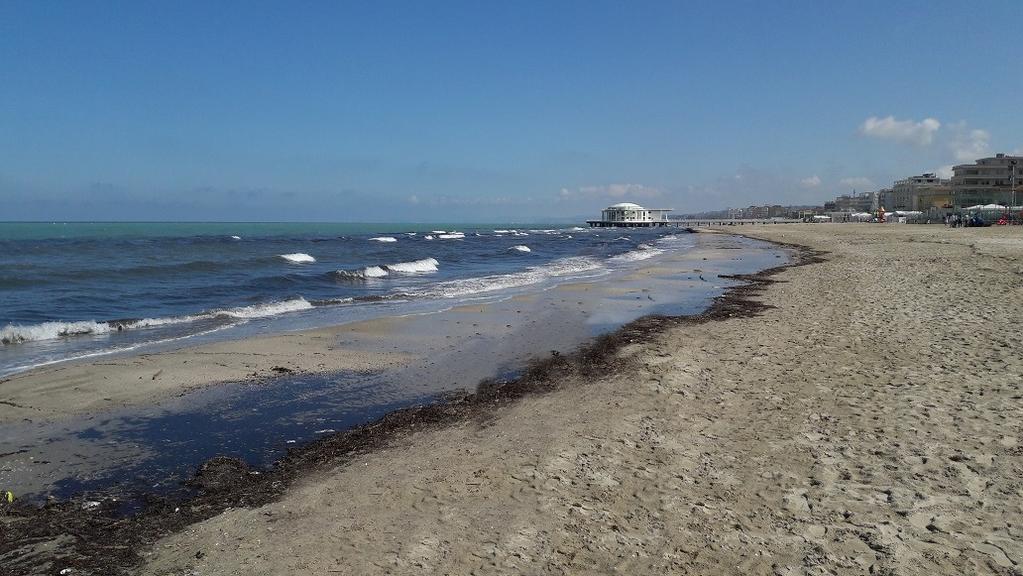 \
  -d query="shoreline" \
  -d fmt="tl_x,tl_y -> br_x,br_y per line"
0,232 -> 770,427
8,224 -> 1022,575
138,224 -> 1021,575
0,231 -> 809,575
